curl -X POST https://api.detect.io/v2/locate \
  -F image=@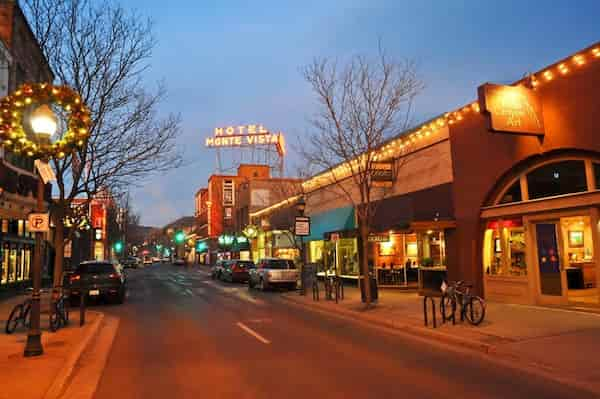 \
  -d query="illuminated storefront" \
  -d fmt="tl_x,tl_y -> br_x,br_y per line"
0,218 -> 34,288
